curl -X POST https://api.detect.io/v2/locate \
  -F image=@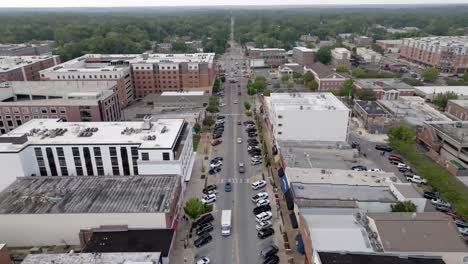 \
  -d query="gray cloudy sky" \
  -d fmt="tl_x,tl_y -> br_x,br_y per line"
0,0 -> 466,7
